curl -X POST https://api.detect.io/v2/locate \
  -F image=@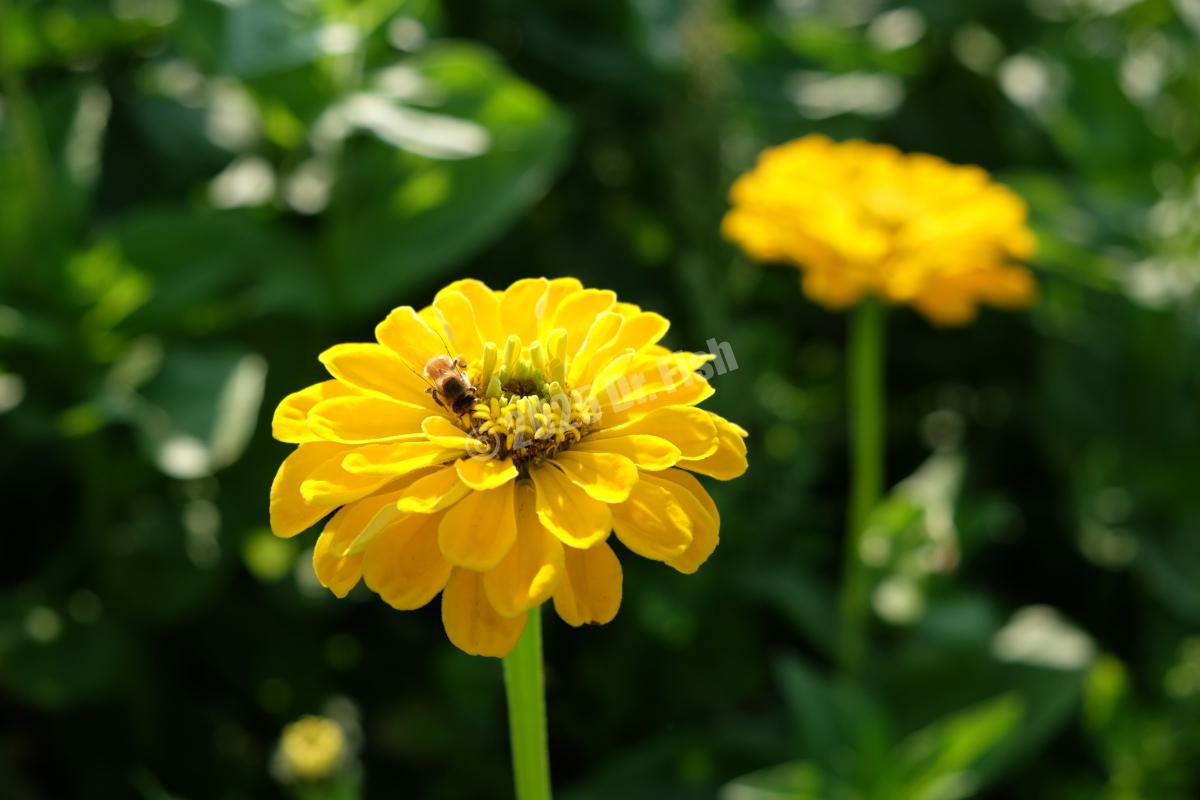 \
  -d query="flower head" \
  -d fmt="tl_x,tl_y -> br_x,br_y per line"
274,715 -> 347,782
722,134 -> 1037,326
270,278 -> 747,657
